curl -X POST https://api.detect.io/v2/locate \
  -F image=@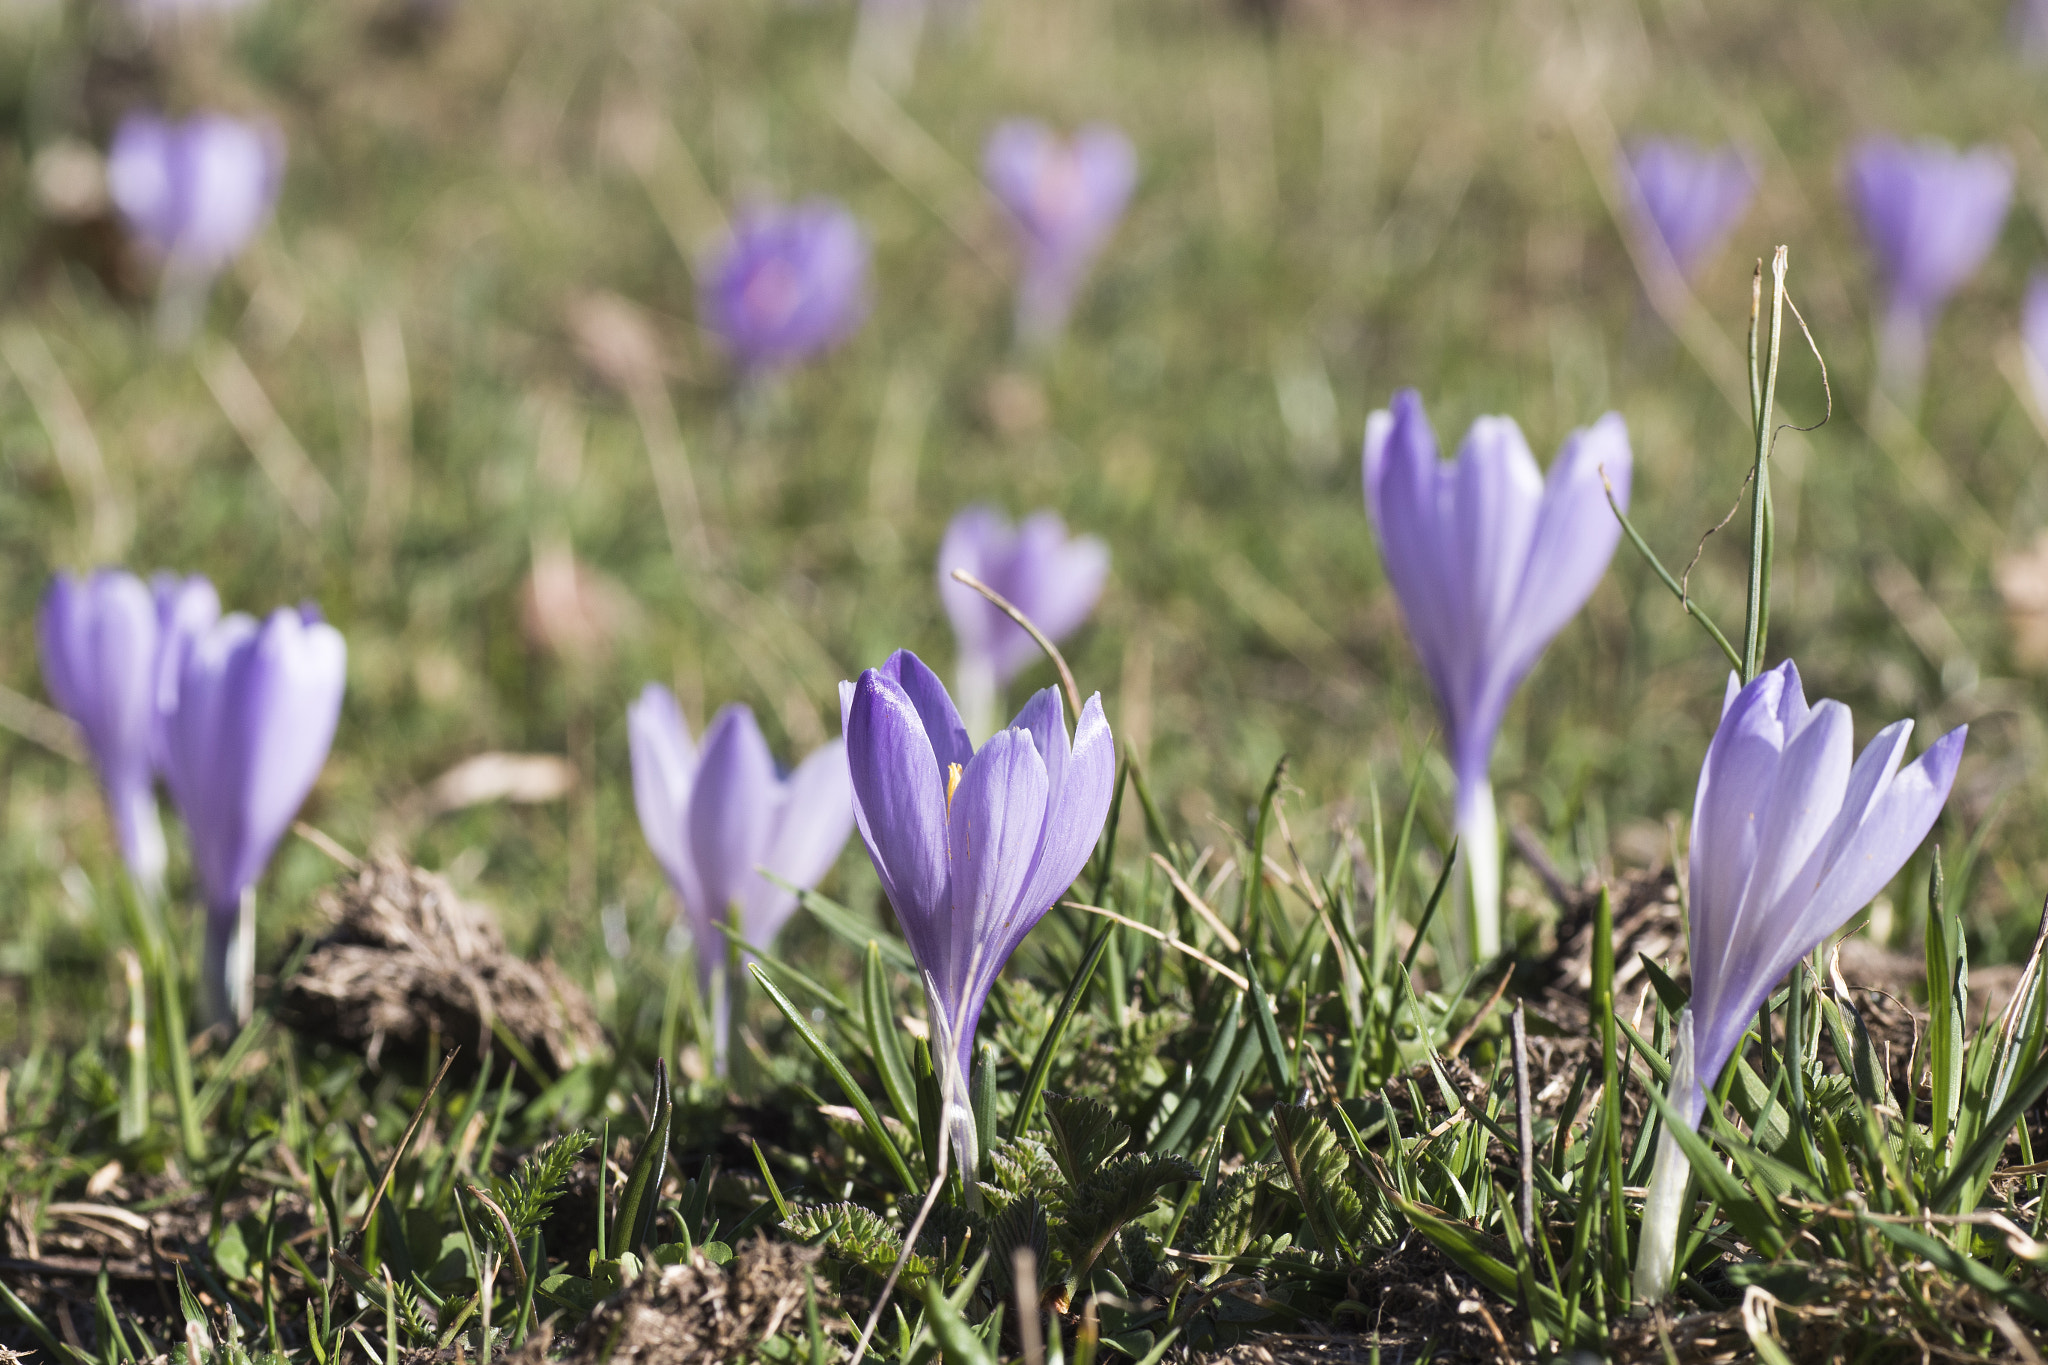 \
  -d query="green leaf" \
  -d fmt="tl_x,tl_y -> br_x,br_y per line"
1640,1083 -> 1787,1258
799,889 -> 915,973
1009,924 -> 1114,1141
1864,1215 -> 2048,1324
753,964 -> 919,1194
864,941 -> 921,1142
1043,1093 -> 1130,1187
608,1059 -> 672,1256
918,1256 -> 997,1365
1245,954 -> 1294,1092
1929,1043 -> 2048,1212
784,1203 -> 935,1286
